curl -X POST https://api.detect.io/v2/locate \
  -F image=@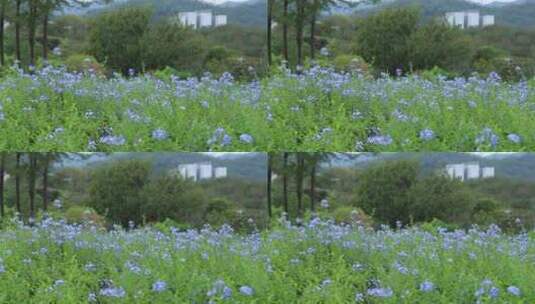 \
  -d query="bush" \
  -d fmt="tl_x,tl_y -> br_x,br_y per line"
332,55 -> 371,76
356,160 -> 419,227
64,206 -> 106,228
88,160 -> 151,227
331,206 -> 373,227
64,54 -> 105,76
